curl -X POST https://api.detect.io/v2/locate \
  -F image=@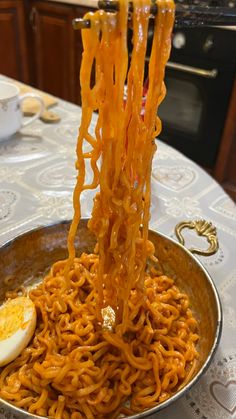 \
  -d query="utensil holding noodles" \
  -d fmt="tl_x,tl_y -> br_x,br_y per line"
73,0 -> 236,29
